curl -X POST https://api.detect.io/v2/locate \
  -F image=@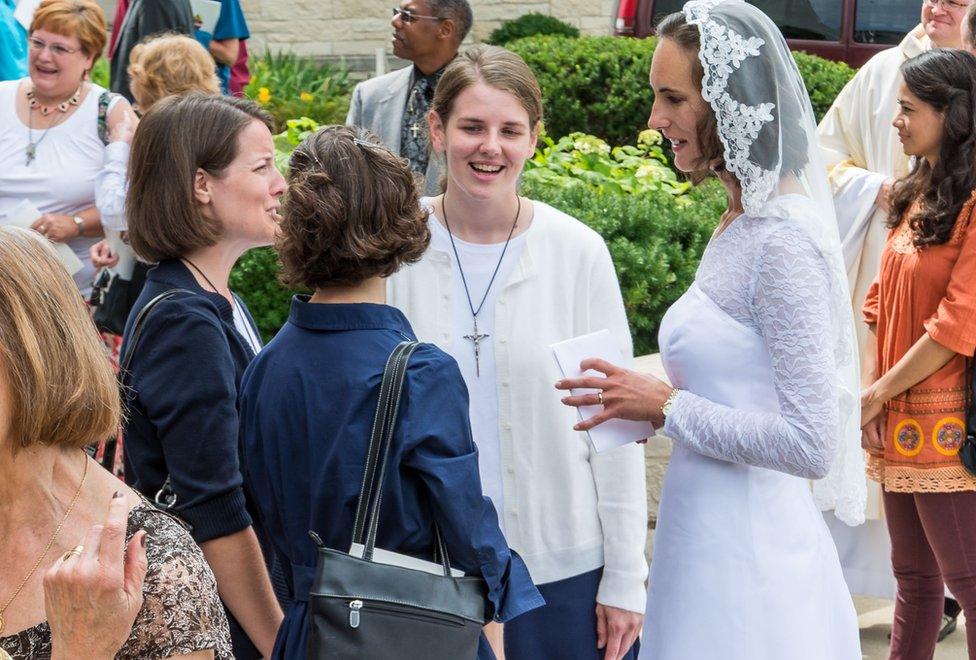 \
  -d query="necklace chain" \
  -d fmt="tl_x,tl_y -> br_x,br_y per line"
441,194 -> 521,320
0,454 -> 89,636
182,258 -> 224,297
